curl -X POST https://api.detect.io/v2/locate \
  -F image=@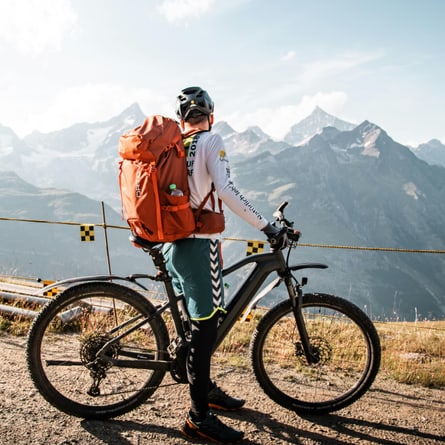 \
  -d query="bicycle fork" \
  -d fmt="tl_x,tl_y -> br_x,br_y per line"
284,275 -> 320,365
